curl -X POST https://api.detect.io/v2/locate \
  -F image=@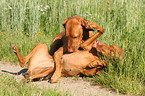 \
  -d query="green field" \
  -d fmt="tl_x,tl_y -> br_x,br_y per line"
0,0 -> 144,95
